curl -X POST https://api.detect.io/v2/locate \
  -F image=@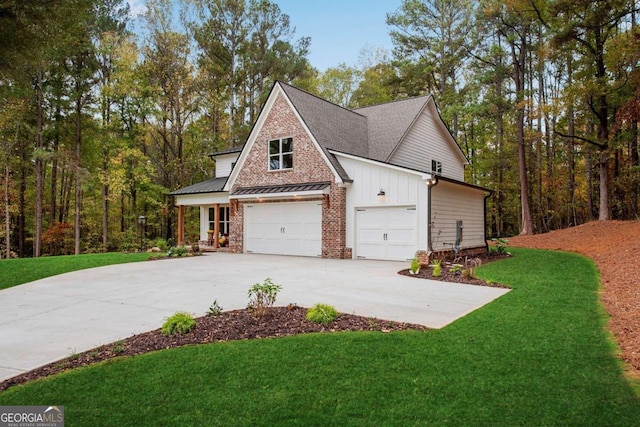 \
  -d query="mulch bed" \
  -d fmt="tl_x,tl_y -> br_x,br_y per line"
398,253 -> 511,288
0,306 -> 428,393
